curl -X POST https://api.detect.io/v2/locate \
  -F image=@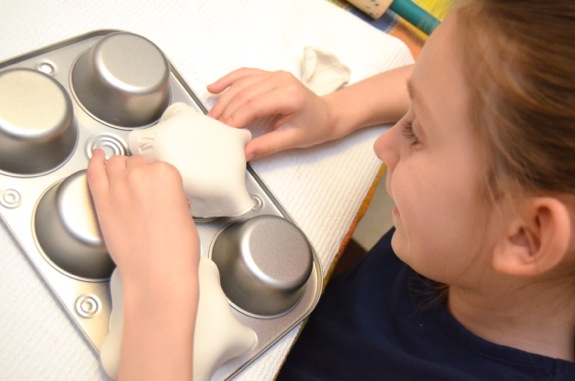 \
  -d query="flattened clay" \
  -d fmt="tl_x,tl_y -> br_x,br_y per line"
128,103 -> 254,218
100,258 -> 257,380
193,258 -> 257,381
